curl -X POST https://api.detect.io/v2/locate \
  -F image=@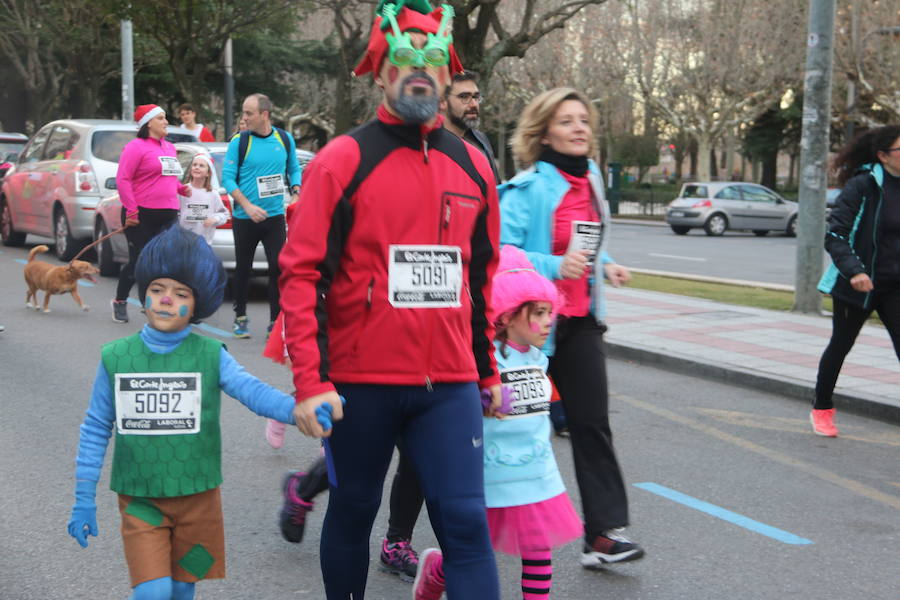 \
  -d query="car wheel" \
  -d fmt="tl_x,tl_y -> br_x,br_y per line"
703,213 -> 728,236
670,225 -> 690,235
786,216 -> 797,237
53,209 -> 80,261
96,221 -> 120,277
752,230 -> 768,237
0,197 -> 26,246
